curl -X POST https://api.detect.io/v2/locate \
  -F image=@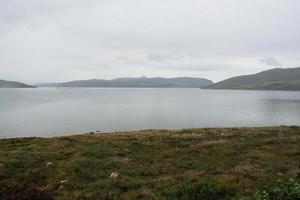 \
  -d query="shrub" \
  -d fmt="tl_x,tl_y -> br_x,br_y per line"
156,178 -> 235,200
246,175 -> 300,200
